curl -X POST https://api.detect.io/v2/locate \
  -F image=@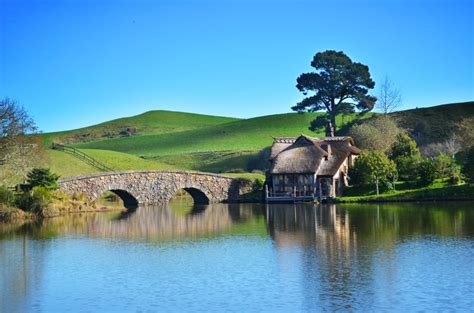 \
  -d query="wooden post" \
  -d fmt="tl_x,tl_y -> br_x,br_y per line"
265,184 -> 269,203
319,179 -> 322,201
